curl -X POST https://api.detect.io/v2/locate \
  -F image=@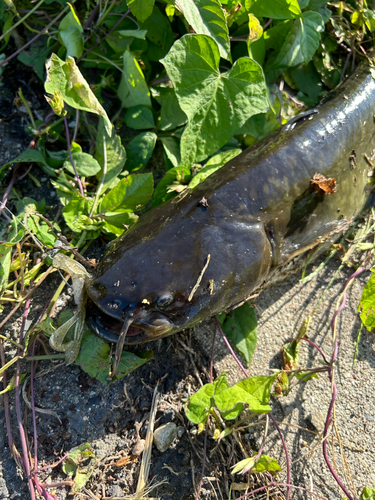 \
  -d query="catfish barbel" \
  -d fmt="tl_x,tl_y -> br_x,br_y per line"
85,58 -> 375,376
